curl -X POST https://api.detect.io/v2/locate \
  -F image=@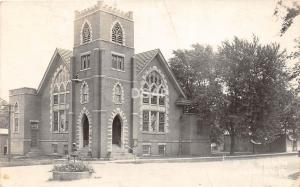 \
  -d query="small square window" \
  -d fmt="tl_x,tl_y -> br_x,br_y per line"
63,145 -> 68,155
53,95 -> 59,105
52,144 -> 58,154
158,145 -> 166,156
151,95 -> 157,105
142,145 -> 151,156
